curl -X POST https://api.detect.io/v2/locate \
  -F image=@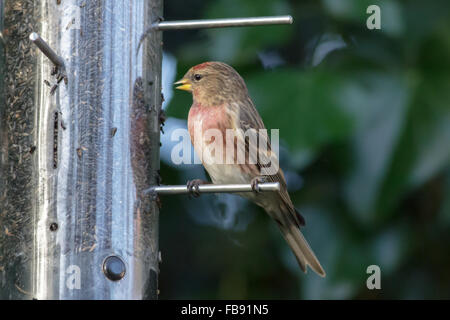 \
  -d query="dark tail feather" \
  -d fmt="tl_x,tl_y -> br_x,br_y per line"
279,223 -> 326,277
294,208 -> 306,226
